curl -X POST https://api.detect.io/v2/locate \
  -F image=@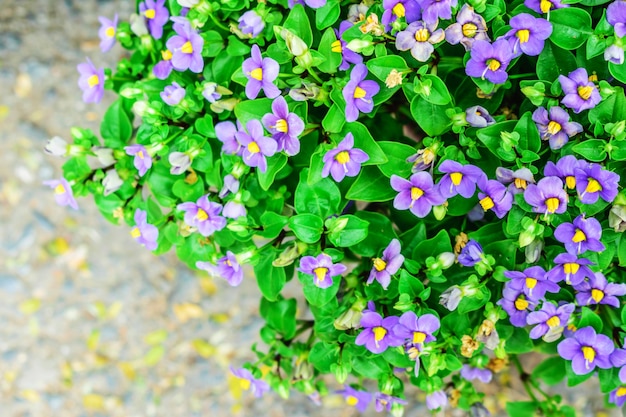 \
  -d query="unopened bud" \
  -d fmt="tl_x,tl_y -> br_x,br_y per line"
44,136 -> 69,157
438,252 -> 455,269
102,170 -> 123,196
525,238 -> 543,263
385,69 -> 403,88
346,39 -> 373,53
609,204 -> 626,232
432,204 -> 447,220
331,363 -> 349,384
168,151 -> 192,175
120,87 -> 144,99
211,98 -> 239,113
129,13 -> 148,36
